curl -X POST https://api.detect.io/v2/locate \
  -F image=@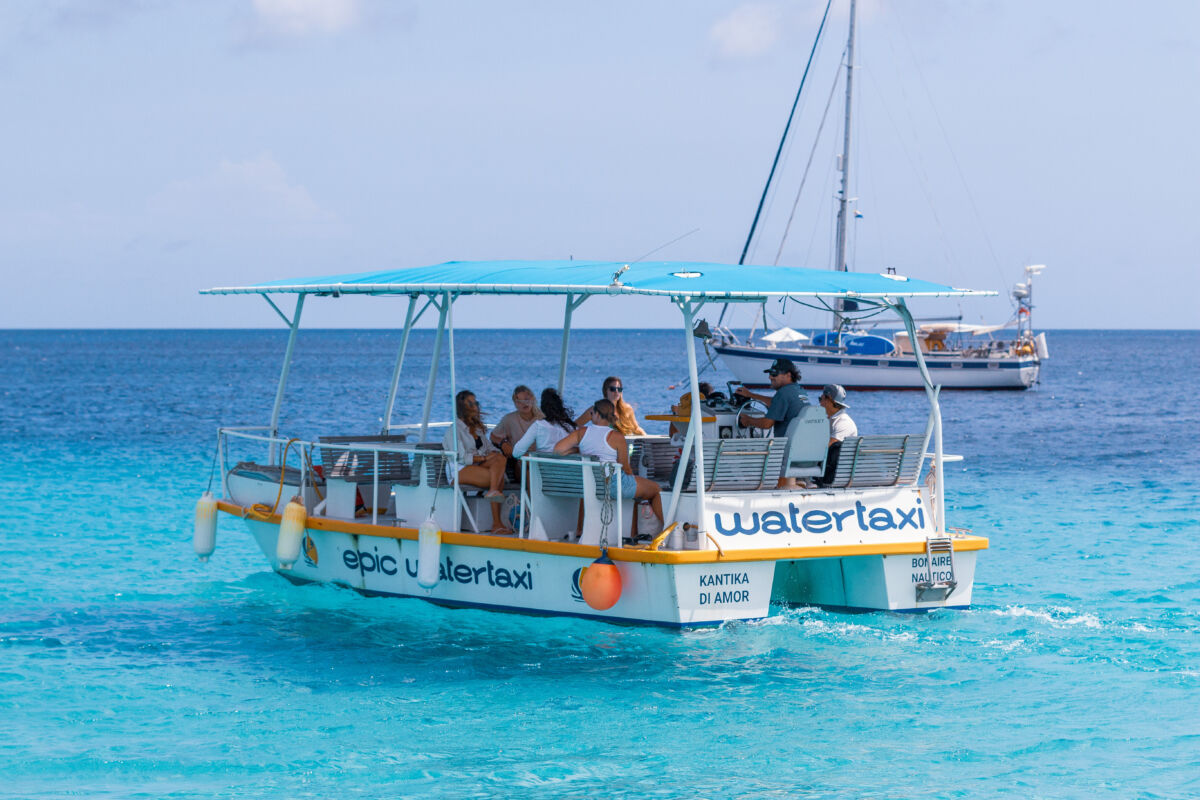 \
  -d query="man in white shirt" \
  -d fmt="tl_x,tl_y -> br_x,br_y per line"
820,384 -> 856,443
815,384 -> 857,487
